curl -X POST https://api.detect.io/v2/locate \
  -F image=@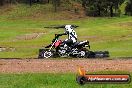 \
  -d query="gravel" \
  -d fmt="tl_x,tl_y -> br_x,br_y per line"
0,58 -> 132,73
